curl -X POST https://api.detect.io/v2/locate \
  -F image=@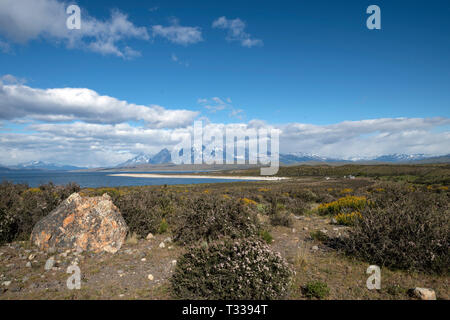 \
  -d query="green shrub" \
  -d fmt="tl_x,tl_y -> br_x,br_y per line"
0,182 -> 80,245
170,238 -> 293,299
340,189 -> 449,274
260,230 -> 273,244
310,230 -> 328,242
158,218 -> 169,234
256,203 -> 268,214
114,189 -> 175,238
172,195 -> 260,245
270,212 -> 294,227
303,281 -> 330,299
